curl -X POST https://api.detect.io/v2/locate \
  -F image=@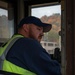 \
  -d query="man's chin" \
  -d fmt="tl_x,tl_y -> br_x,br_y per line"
38,39 -> 41,42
